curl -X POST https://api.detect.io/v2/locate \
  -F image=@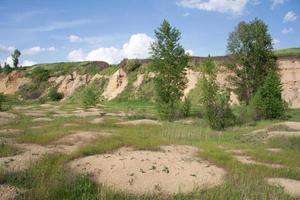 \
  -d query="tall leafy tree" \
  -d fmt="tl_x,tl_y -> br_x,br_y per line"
11,49 -> 21,68
150,20 -> 188,120
227,18 -> 277,104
